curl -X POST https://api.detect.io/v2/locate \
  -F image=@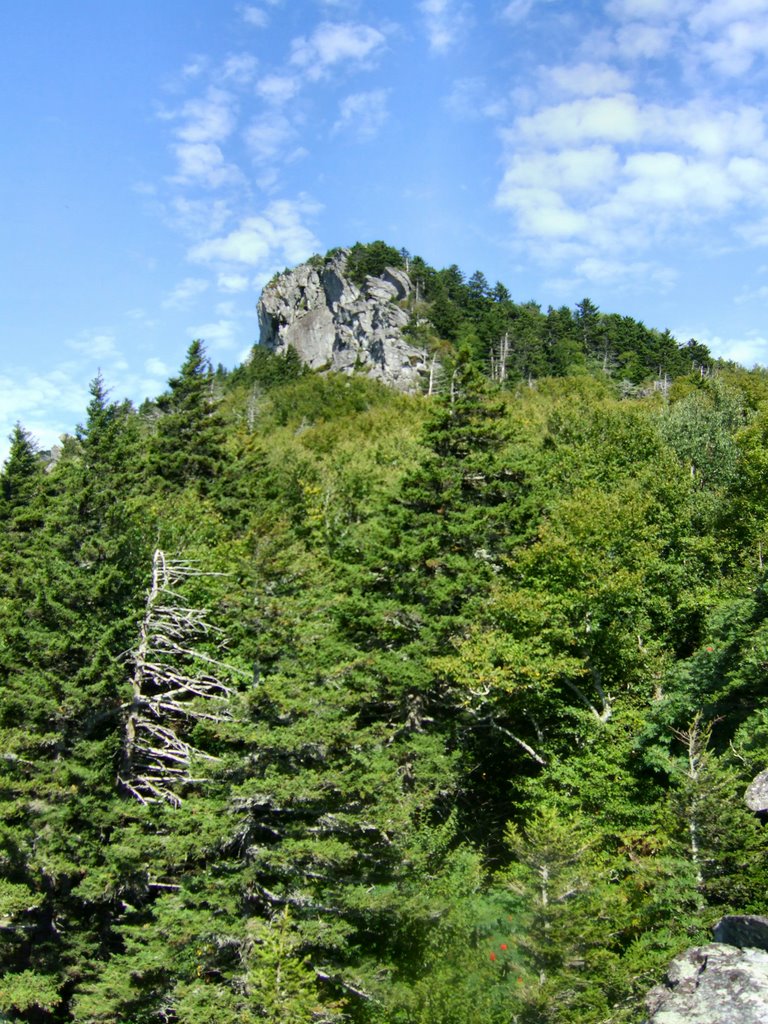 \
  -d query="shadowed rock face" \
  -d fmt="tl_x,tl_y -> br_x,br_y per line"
257,251 -> 428,391
644,944 -> 768,1024
713,915 -> 768,950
